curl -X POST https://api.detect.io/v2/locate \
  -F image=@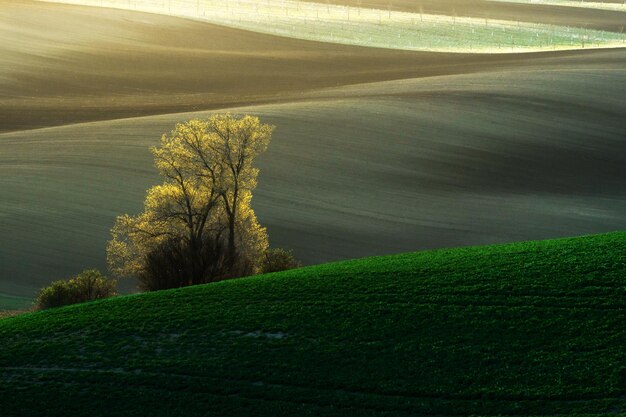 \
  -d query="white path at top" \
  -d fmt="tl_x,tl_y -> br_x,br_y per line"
36,0 -> 626,53
486,0 -> 626,12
